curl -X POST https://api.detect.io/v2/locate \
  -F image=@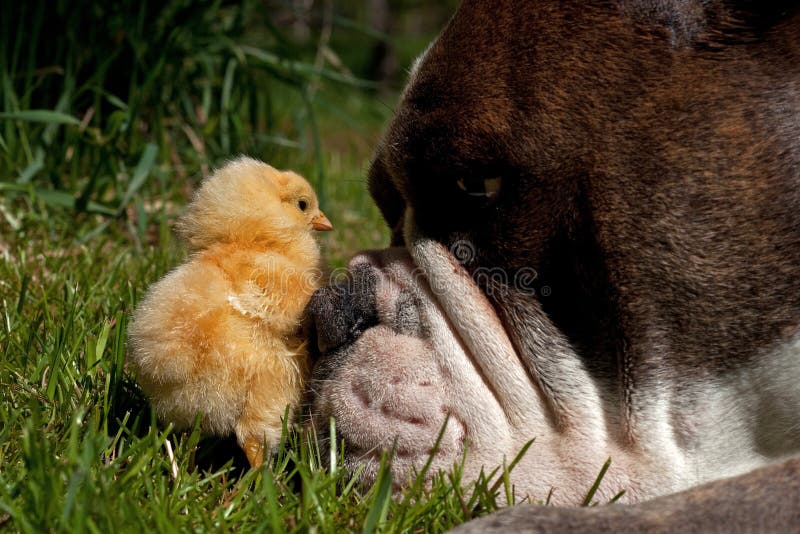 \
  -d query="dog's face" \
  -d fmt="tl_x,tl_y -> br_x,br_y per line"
307,0 -> 800,503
